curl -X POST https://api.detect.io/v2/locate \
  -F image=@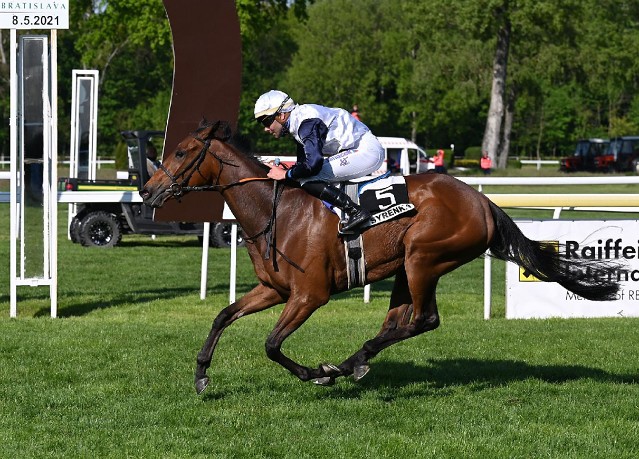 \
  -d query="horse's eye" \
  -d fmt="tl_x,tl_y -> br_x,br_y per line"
176,150 -> 185,158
